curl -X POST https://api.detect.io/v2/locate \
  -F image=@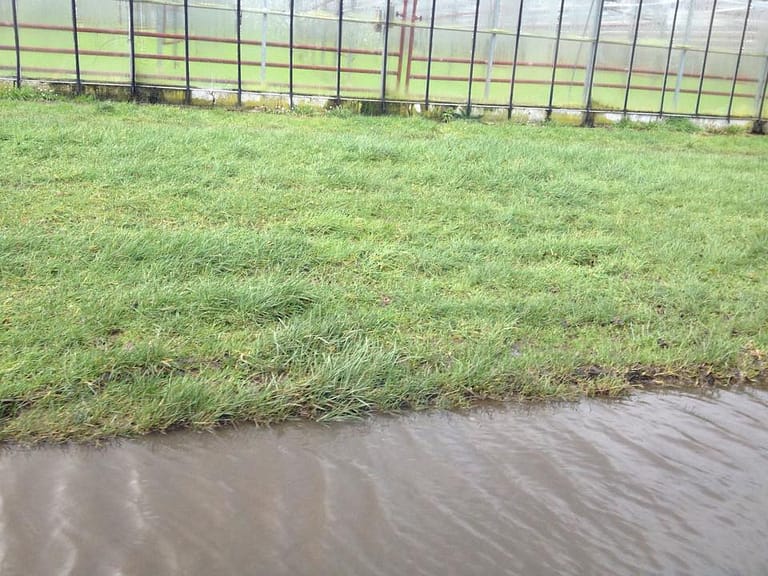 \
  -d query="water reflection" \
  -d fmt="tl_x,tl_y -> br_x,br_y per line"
1,389 -> 767,576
